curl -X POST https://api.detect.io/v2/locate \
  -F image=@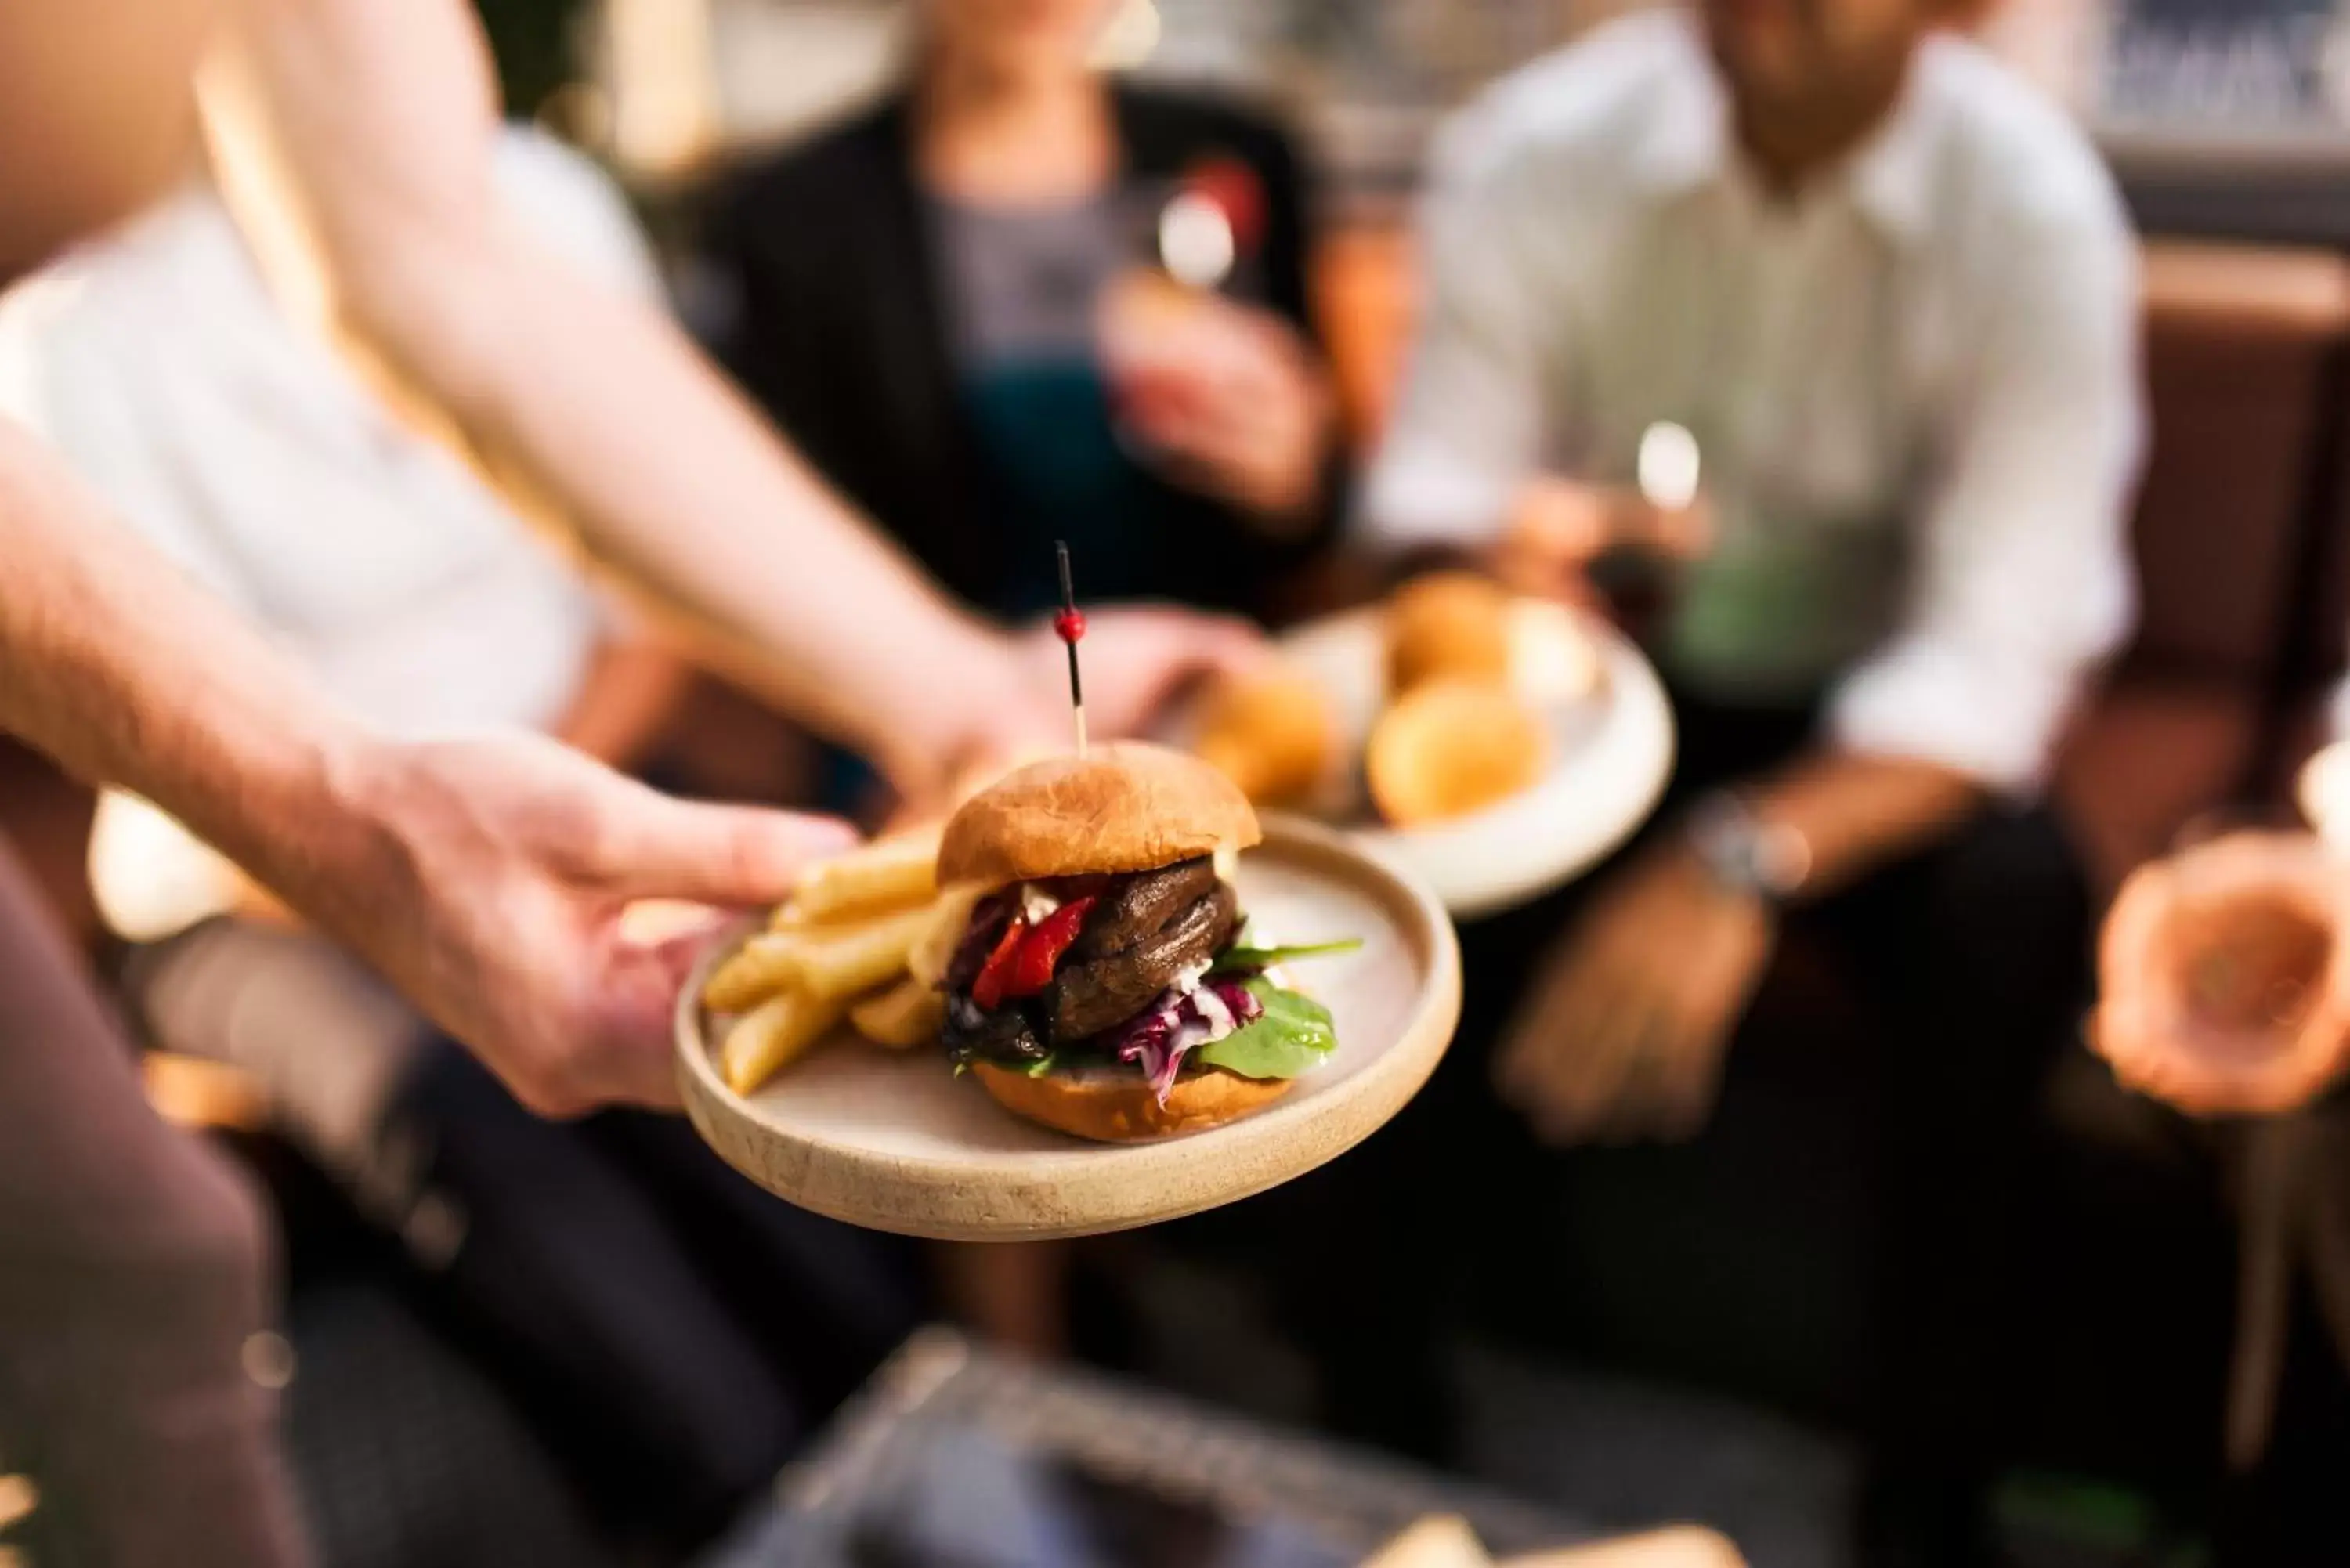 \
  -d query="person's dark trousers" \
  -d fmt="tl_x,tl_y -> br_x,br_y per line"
1282,694 -> 2090,1549
0,839 -> 310,1568
368,1042 -> 923,1548
2219,1288 -> 2350,1567
1835,801 -> 2090,1568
